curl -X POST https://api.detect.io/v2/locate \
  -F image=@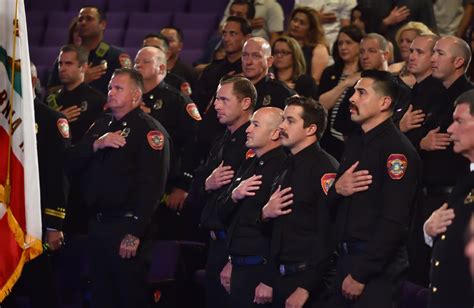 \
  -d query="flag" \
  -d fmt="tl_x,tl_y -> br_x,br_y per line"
0,0 -> 42,302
